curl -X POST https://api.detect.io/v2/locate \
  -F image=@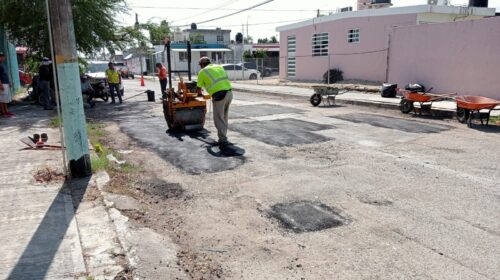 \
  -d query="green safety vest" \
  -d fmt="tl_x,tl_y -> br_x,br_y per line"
105,69 -> 120,84
197,64 -> 232,95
